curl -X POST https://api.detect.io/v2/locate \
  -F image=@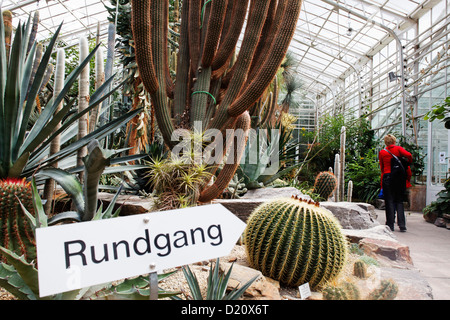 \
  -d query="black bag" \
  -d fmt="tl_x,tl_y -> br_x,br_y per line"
384,148 -> 410,181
